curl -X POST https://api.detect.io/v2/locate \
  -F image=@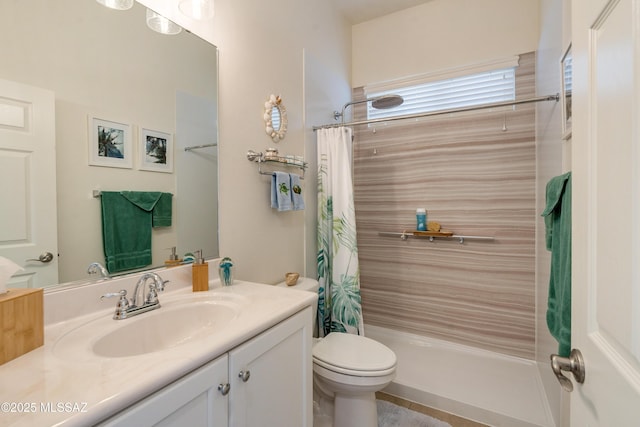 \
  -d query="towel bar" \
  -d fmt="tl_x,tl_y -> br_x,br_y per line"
184,143 -> 217,152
